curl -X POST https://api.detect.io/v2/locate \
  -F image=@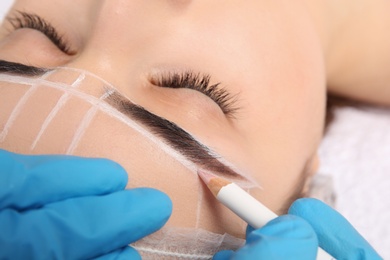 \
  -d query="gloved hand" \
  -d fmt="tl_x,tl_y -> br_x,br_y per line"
213,215 -> 319,259
214,198 -> 382,260
289,198 -> 381,260
0,149 -> 172,260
